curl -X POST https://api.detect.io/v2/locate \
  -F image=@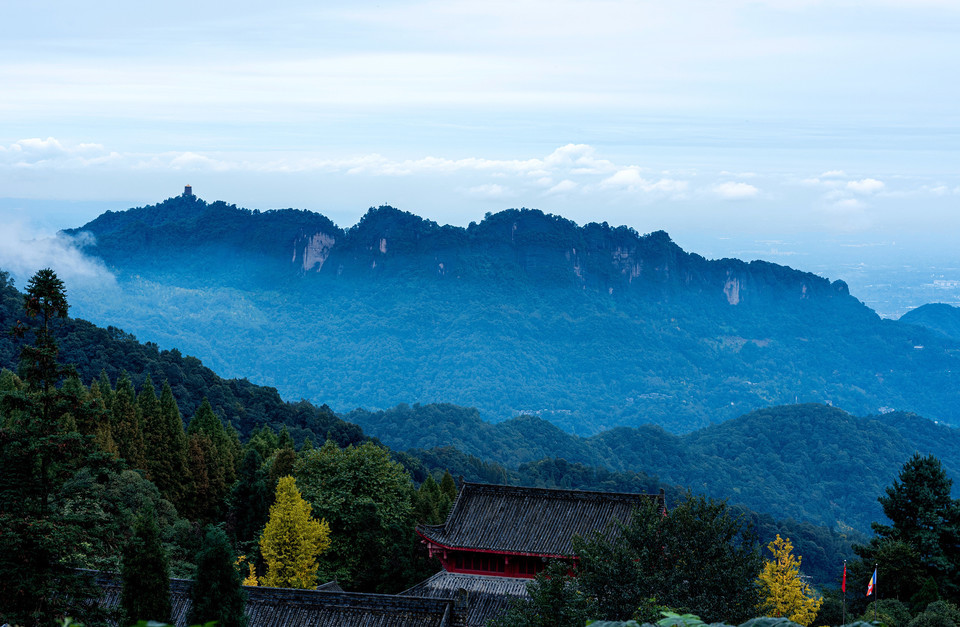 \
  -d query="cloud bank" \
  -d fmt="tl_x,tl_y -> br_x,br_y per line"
0,219 -> 117,294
